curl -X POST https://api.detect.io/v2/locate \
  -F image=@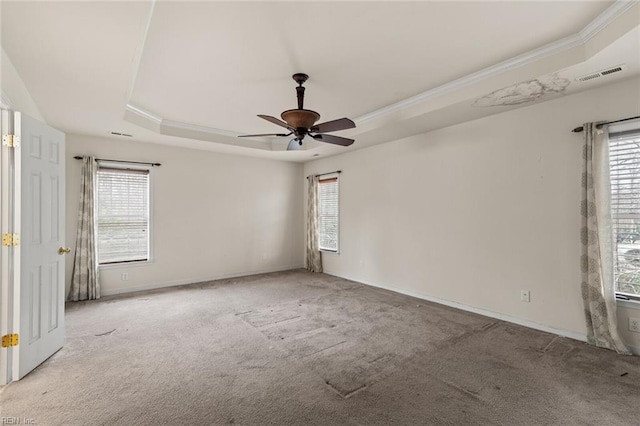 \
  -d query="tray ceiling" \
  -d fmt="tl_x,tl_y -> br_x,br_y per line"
1,1 -> 639,162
